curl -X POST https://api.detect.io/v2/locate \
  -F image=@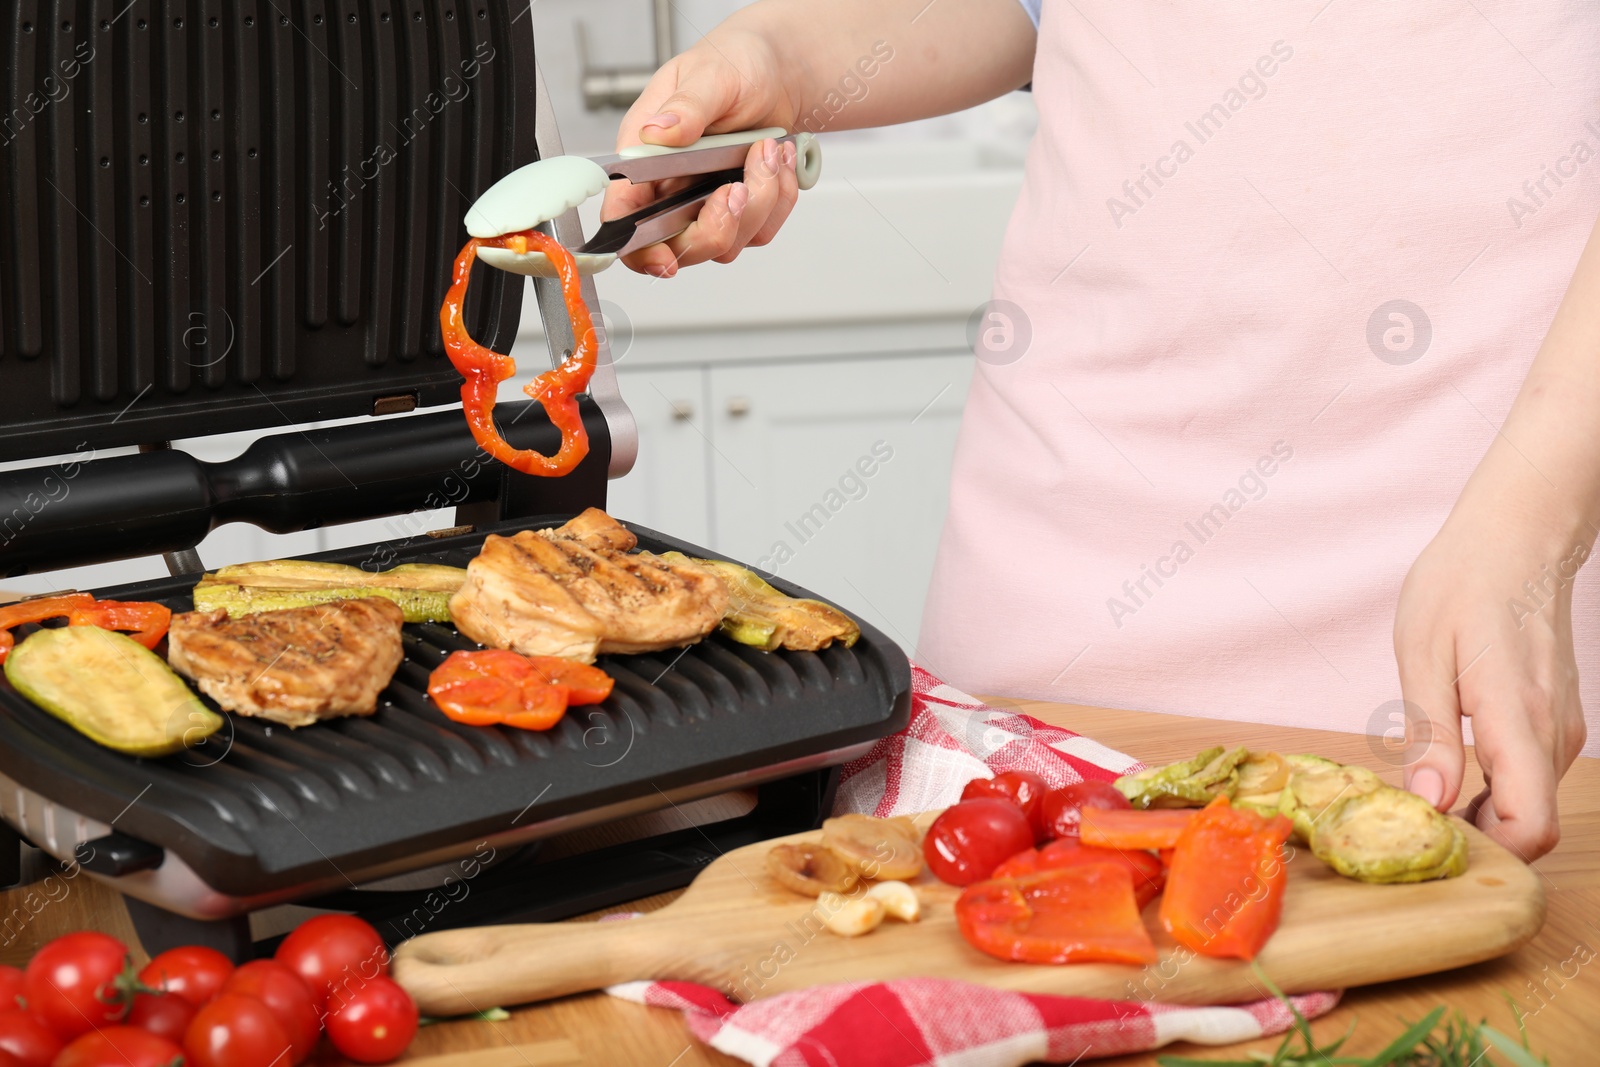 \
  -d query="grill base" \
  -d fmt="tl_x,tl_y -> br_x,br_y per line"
103,767 -> 843,961
0,515 -> 910,951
